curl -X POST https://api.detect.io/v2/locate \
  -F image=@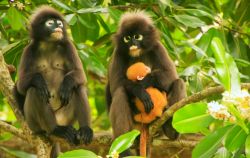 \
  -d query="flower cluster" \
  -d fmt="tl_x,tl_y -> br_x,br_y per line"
207,101 -> 235,122
207,89 -> 250,122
